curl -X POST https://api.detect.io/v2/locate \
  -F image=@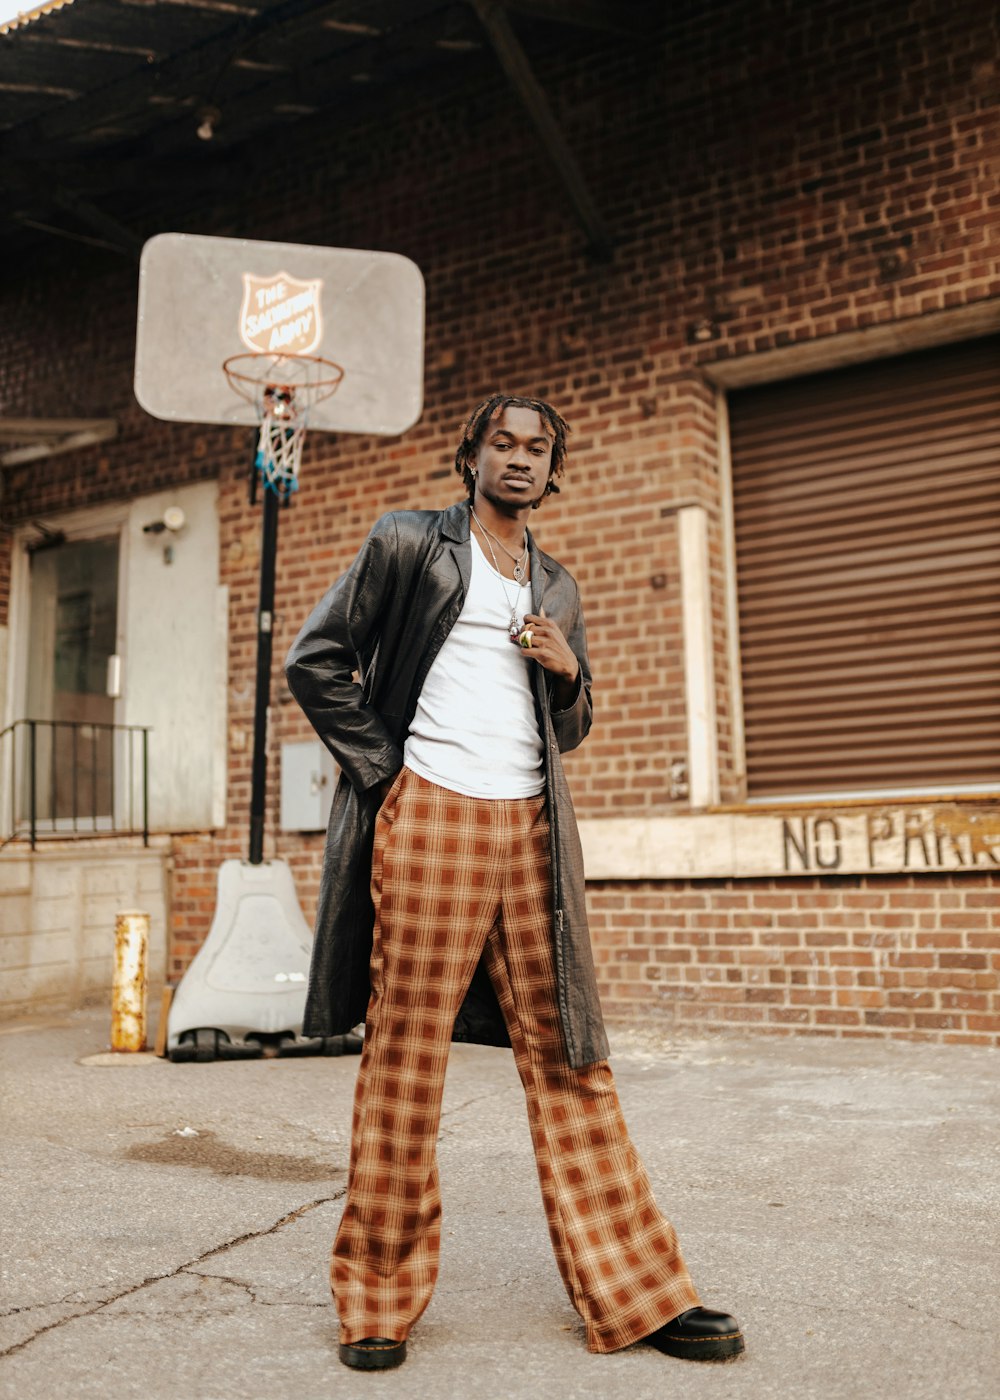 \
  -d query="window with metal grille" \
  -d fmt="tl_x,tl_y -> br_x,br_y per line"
728,335 -> 1000,799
